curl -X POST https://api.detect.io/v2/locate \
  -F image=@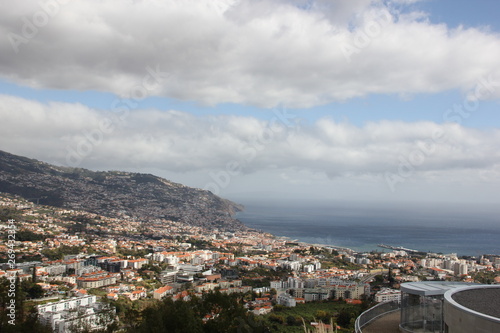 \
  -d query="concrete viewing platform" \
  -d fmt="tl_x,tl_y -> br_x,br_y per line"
361,310 -> 400,333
